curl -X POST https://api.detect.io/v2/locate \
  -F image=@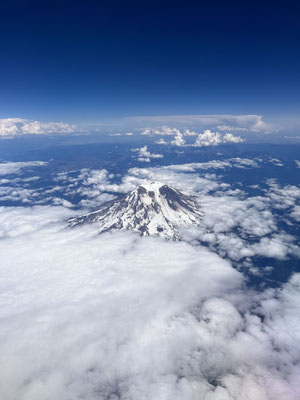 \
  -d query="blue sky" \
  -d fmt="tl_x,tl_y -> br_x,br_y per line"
0,1 -> 300,133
